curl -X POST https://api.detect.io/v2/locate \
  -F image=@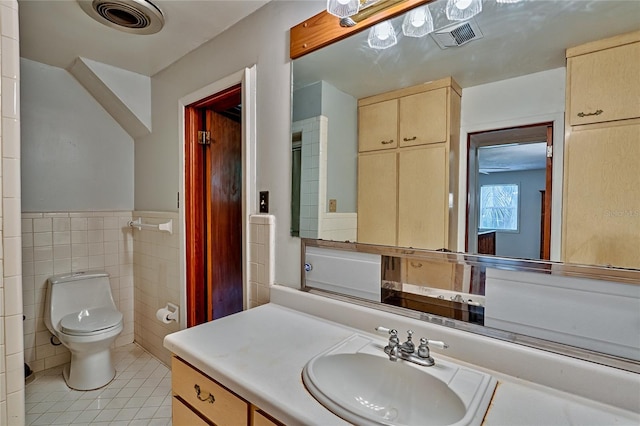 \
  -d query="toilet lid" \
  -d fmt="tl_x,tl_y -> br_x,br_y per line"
60,307 -> 123,335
